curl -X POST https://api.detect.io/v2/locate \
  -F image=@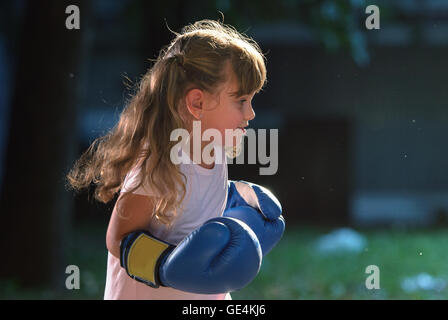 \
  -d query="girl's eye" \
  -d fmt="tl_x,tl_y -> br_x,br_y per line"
239,99 -> 247,105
